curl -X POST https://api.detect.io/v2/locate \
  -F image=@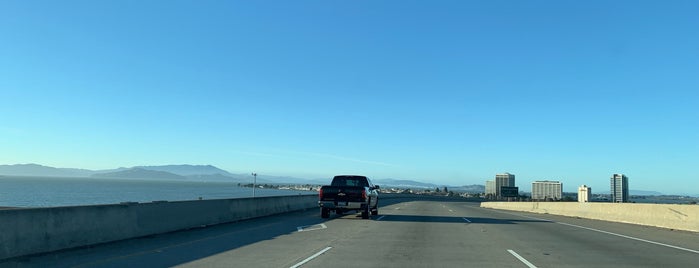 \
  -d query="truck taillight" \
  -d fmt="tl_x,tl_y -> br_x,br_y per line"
319,188 -> 324,199
362,189 -> 367,200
